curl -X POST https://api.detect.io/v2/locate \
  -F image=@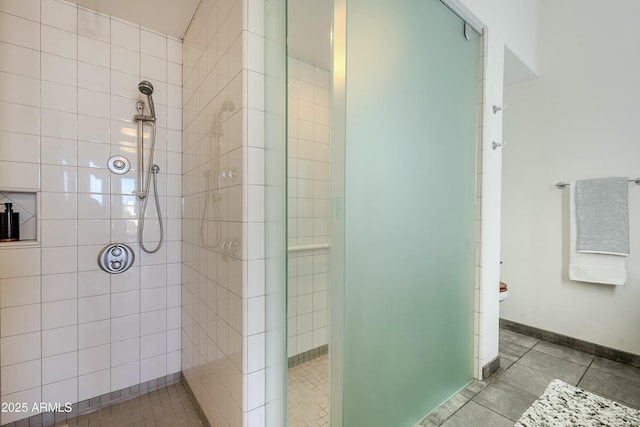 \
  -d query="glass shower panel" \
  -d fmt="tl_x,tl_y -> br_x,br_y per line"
332,0 -> 479,425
